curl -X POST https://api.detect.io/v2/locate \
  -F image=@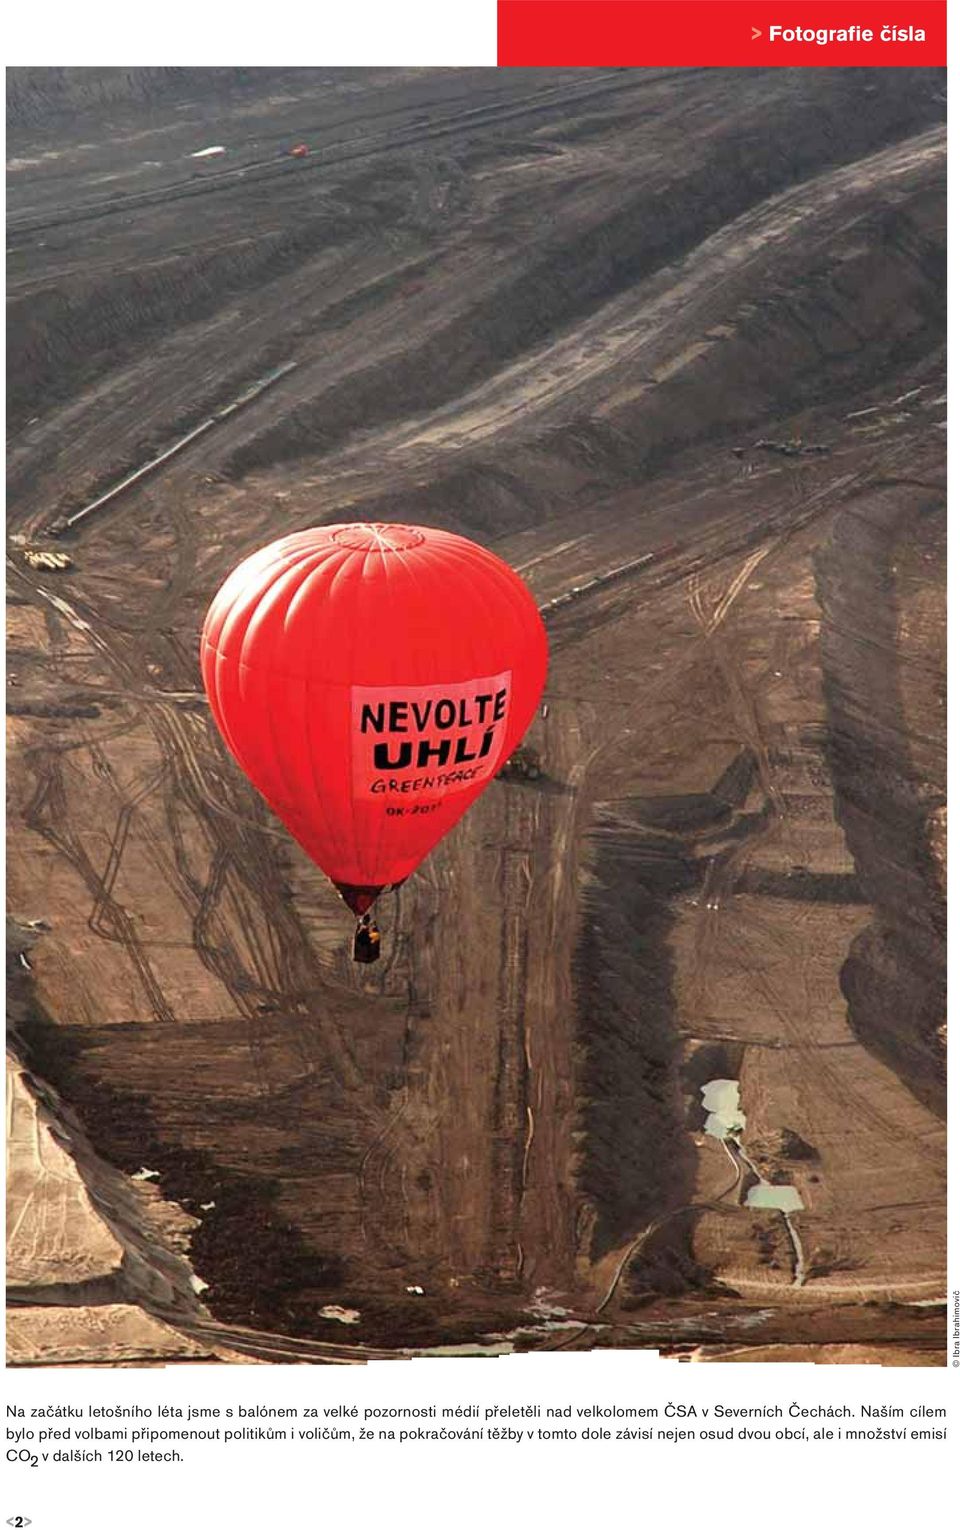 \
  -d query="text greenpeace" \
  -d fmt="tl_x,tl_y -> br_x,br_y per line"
352,671 -> 512,800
